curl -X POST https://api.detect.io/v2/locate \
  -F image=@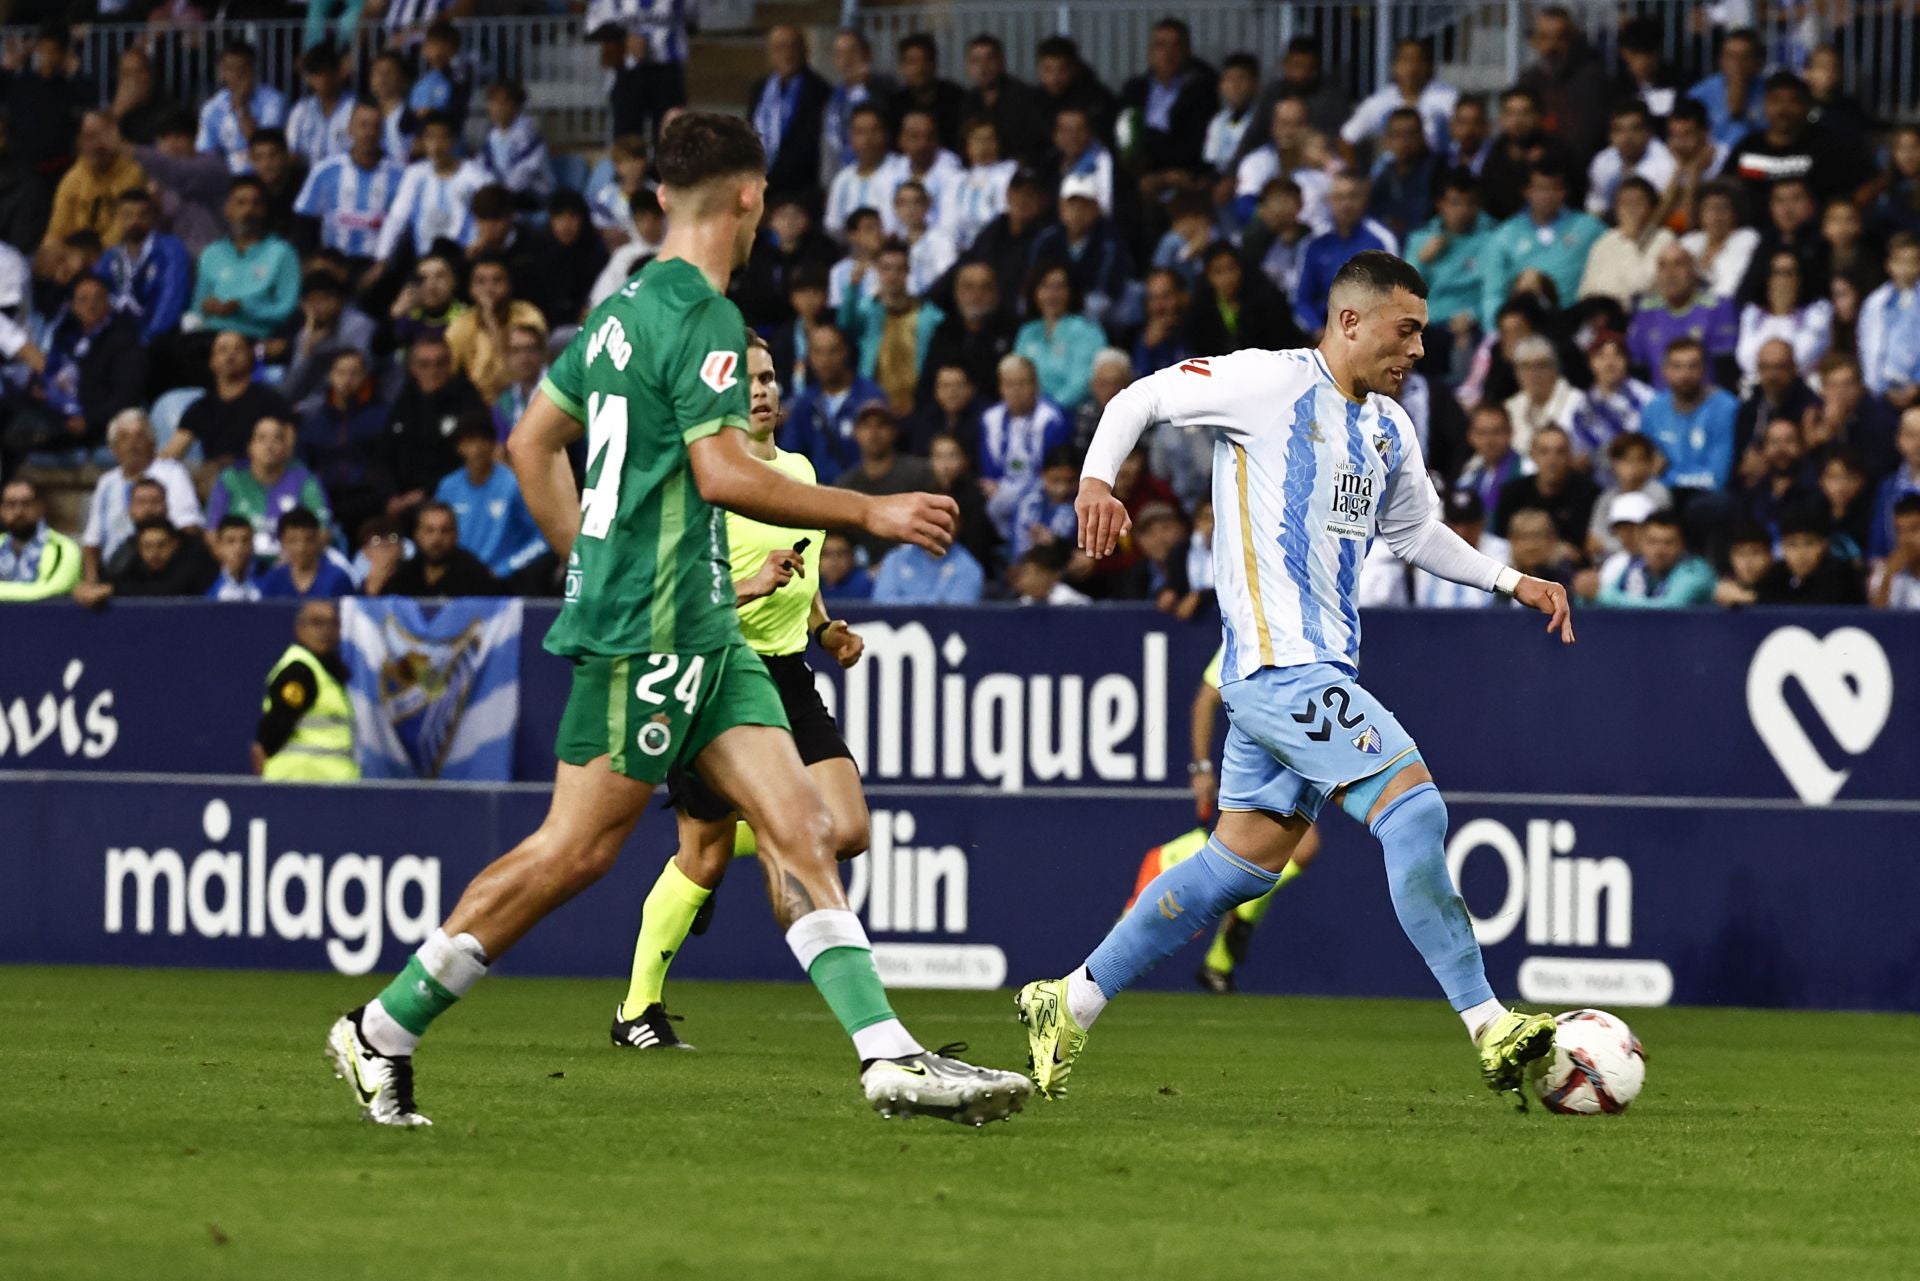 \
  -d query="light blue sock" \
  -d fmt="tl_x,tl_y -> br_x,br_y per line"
1371,783 -> 1495,1012
1084,836 -> 1279,998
